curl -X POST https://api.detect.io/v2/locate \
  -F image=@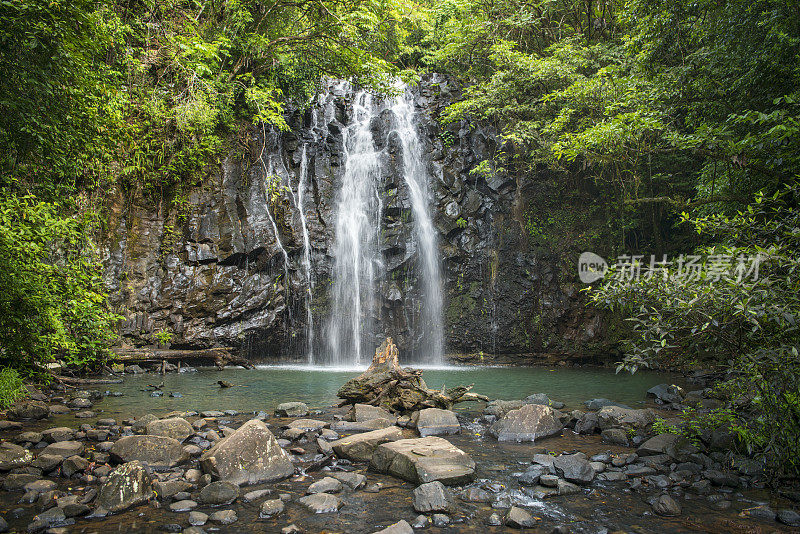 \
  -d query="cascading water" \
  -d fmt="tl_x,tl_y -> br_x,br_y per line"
294,144 -> 315,362
324,81 -> 445,366
391,89 -> 444,365
326,87 -> 383,366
